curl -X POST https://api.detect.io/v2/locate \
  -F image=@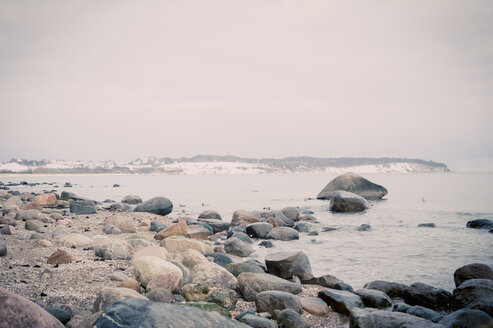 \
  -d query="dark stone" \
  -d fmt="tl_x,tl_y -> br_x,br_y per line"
60,191 -> 81,201
145,288 -> 173,303
454,263 -> 493,287
237,272 -> 302,301
258,241 -> 274,248
364,280 -> 409,298
406,305 -> 442,322
302,274 -> 353,291
70,200 -> 97,215
355,288 -> 392,309
402,282 -> 452,311
255,291 -> 302,316
266,227 -> 299,241
228,231 -> 252,244
245,222 -> 273,239
121,195 -> 142,204
293,222 -> 310,233
205,253 -> 233,267
224,237 -> 254,257
264,251 -> 314,280
134,197 -> 173,216
199,219 -> 230,233
198,210 -> 222,221
113,184 -> 120,187
438,309 -> 493,328
317,172 -> 388,200
280,207 -> 300,221
186,220 -> 214,235
466,219 -> 493,230
418,223 -> 436,228
150,221 -> 167,232
43,307 -> 73,325
307,231 -> 319,236
318,289 -> 364,315
93,298 -> 248,327
226,262 -> 265,277
357,224 -> 371,231
239,314 -> 277,328
393,302 -> 412,313
276,309 -> 307,328
452,279 -> 493,316
0,241 -> 7,257
350,308 -> 444,328
329,191 -> 368,213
